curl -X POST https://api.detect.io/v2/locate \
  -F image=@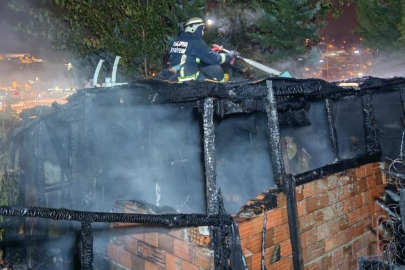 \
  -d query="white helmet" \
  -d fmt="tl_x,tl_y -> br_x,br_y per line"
185,17 -> 205,33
